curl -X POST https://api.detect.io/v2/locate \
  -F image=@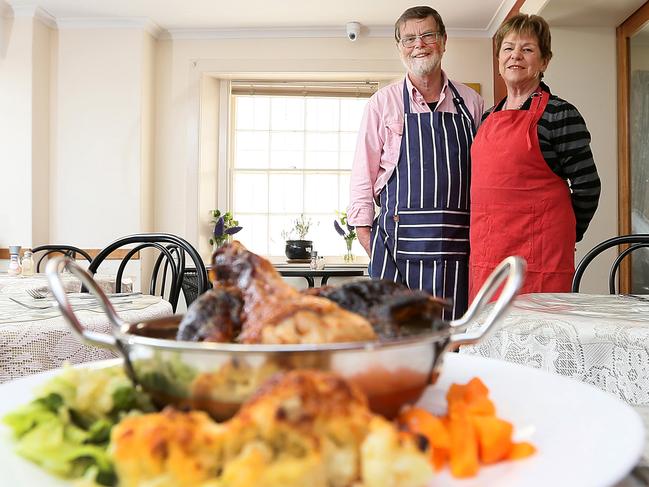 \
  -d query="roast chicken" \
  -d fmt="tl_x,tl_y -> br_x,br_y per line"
177,241 -> 446,344
178,241 -> 376,344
